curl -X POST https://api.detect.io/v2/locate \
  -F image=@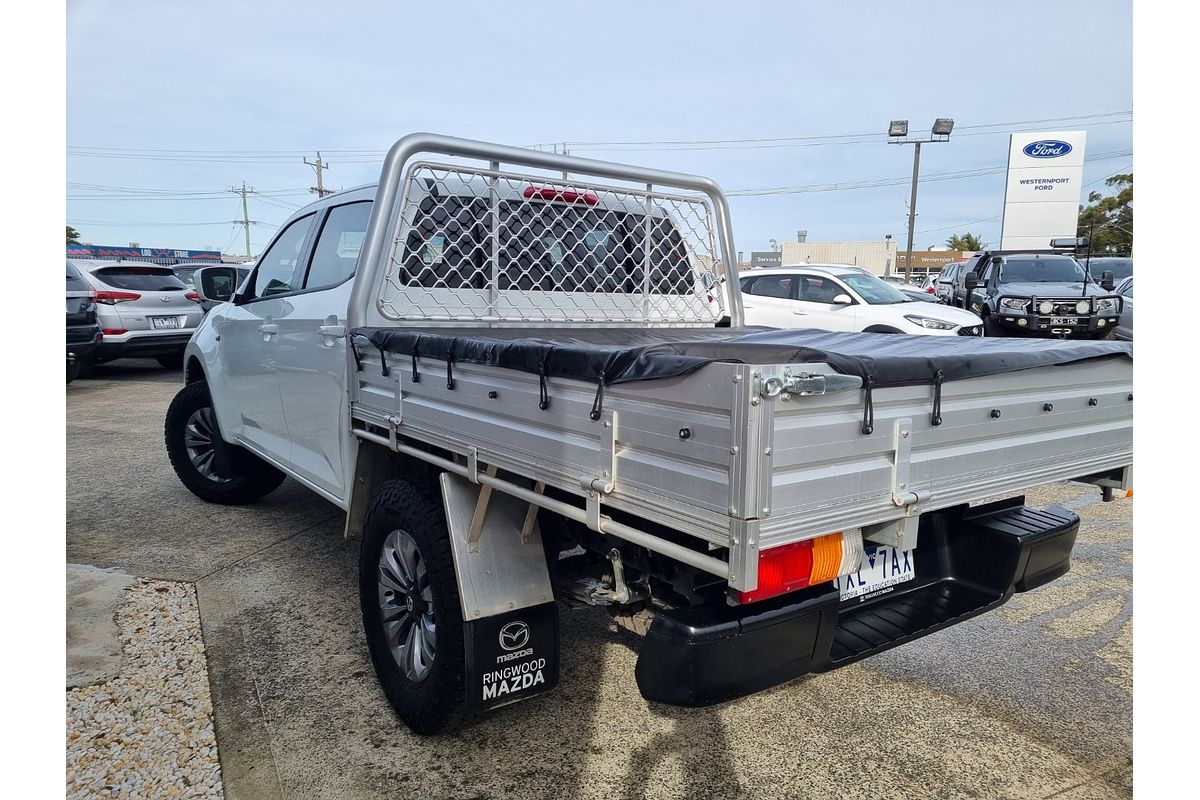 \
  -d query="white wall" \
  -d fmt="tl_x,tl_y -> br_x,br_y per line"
780,241 -> 898,275
1000,130 -> 1087,250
